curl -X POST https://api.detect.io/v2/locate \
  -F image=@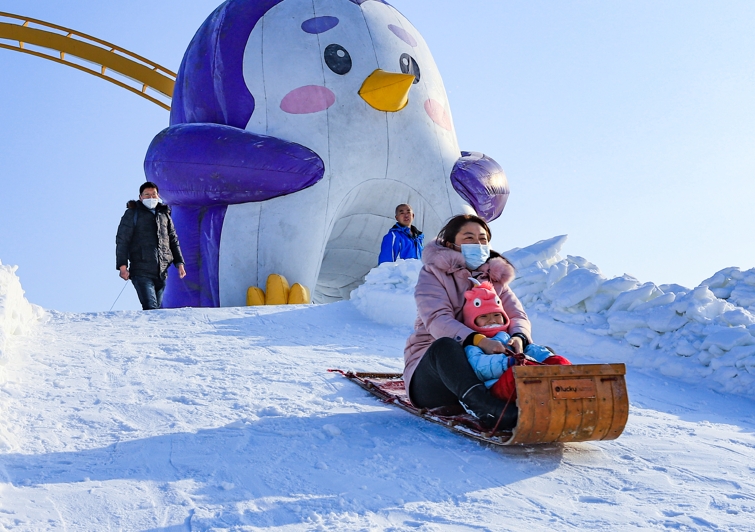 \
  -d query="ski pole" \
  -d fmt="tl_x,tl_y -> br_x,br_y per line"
109,280 -> 130,311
